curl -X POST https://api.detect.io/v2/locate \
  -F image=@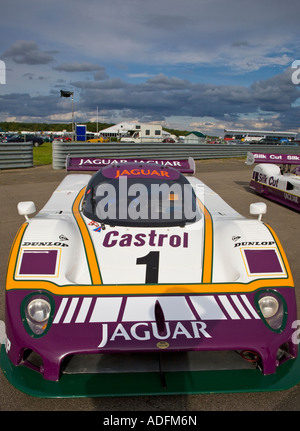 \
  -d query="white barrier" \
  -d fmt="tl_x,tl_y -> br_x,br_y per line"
52,141 -> 300,170
0,142 -> 33,169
